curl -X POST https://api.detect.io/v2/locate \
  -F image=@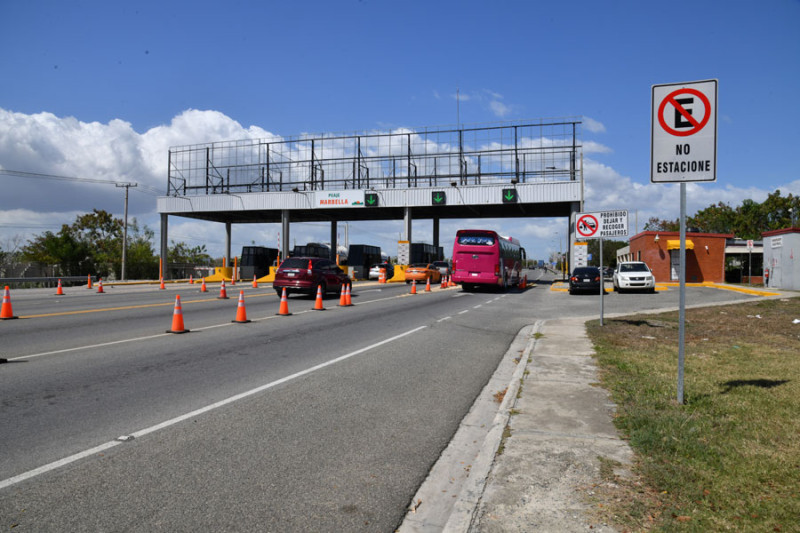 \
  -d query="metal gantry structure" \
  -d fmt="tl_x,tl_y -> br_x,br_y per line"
166,119 -> 582,197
